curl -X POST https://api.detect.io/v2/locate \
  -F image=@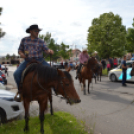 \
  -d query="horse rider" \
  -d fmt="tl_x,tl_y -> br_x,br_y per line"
75,48 -> 89,79
13,24 -> 54,101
